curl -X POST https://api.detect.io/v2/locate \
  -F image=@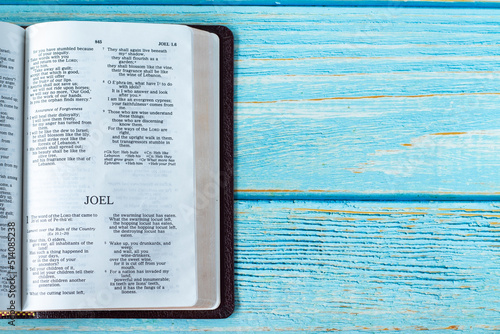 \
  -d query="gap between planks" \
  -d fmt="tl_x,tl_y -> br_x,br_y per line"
235,190 -> 500,201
